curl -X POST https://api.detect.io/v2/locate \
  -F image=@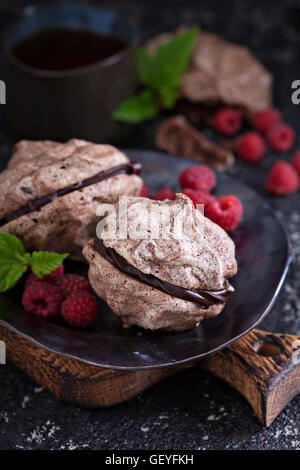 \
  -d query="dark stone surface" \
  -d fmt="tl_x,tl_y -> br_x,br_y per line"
0,0 -> 299,450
